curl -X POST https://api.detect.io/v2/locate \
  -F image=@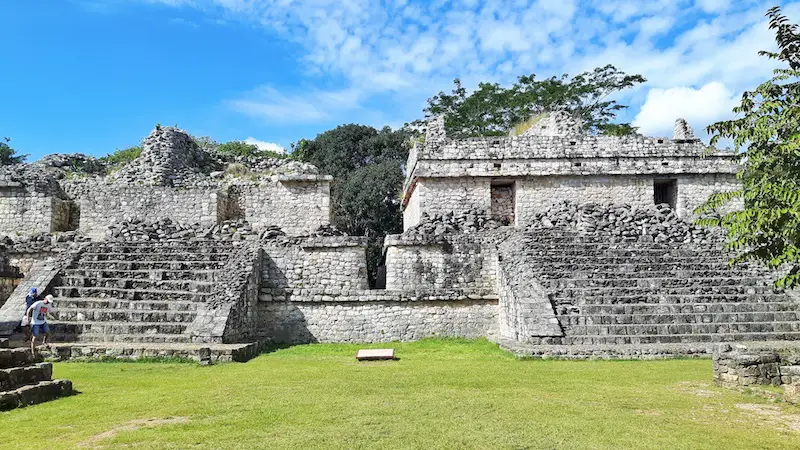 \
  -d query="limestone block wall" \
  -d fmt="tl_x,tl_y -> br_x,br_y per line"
403,185 -> 422,230
78,186 -> 223,237
675,173 -> 741,217
231,178 -> 330,235
257,299 -> 499,344
8,252 -> 53,276
0,187 -> 68,235
260,237 -> 369,301
384,234 -> 497,293
403,177 -> 490,228
515,175 -> 652,226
